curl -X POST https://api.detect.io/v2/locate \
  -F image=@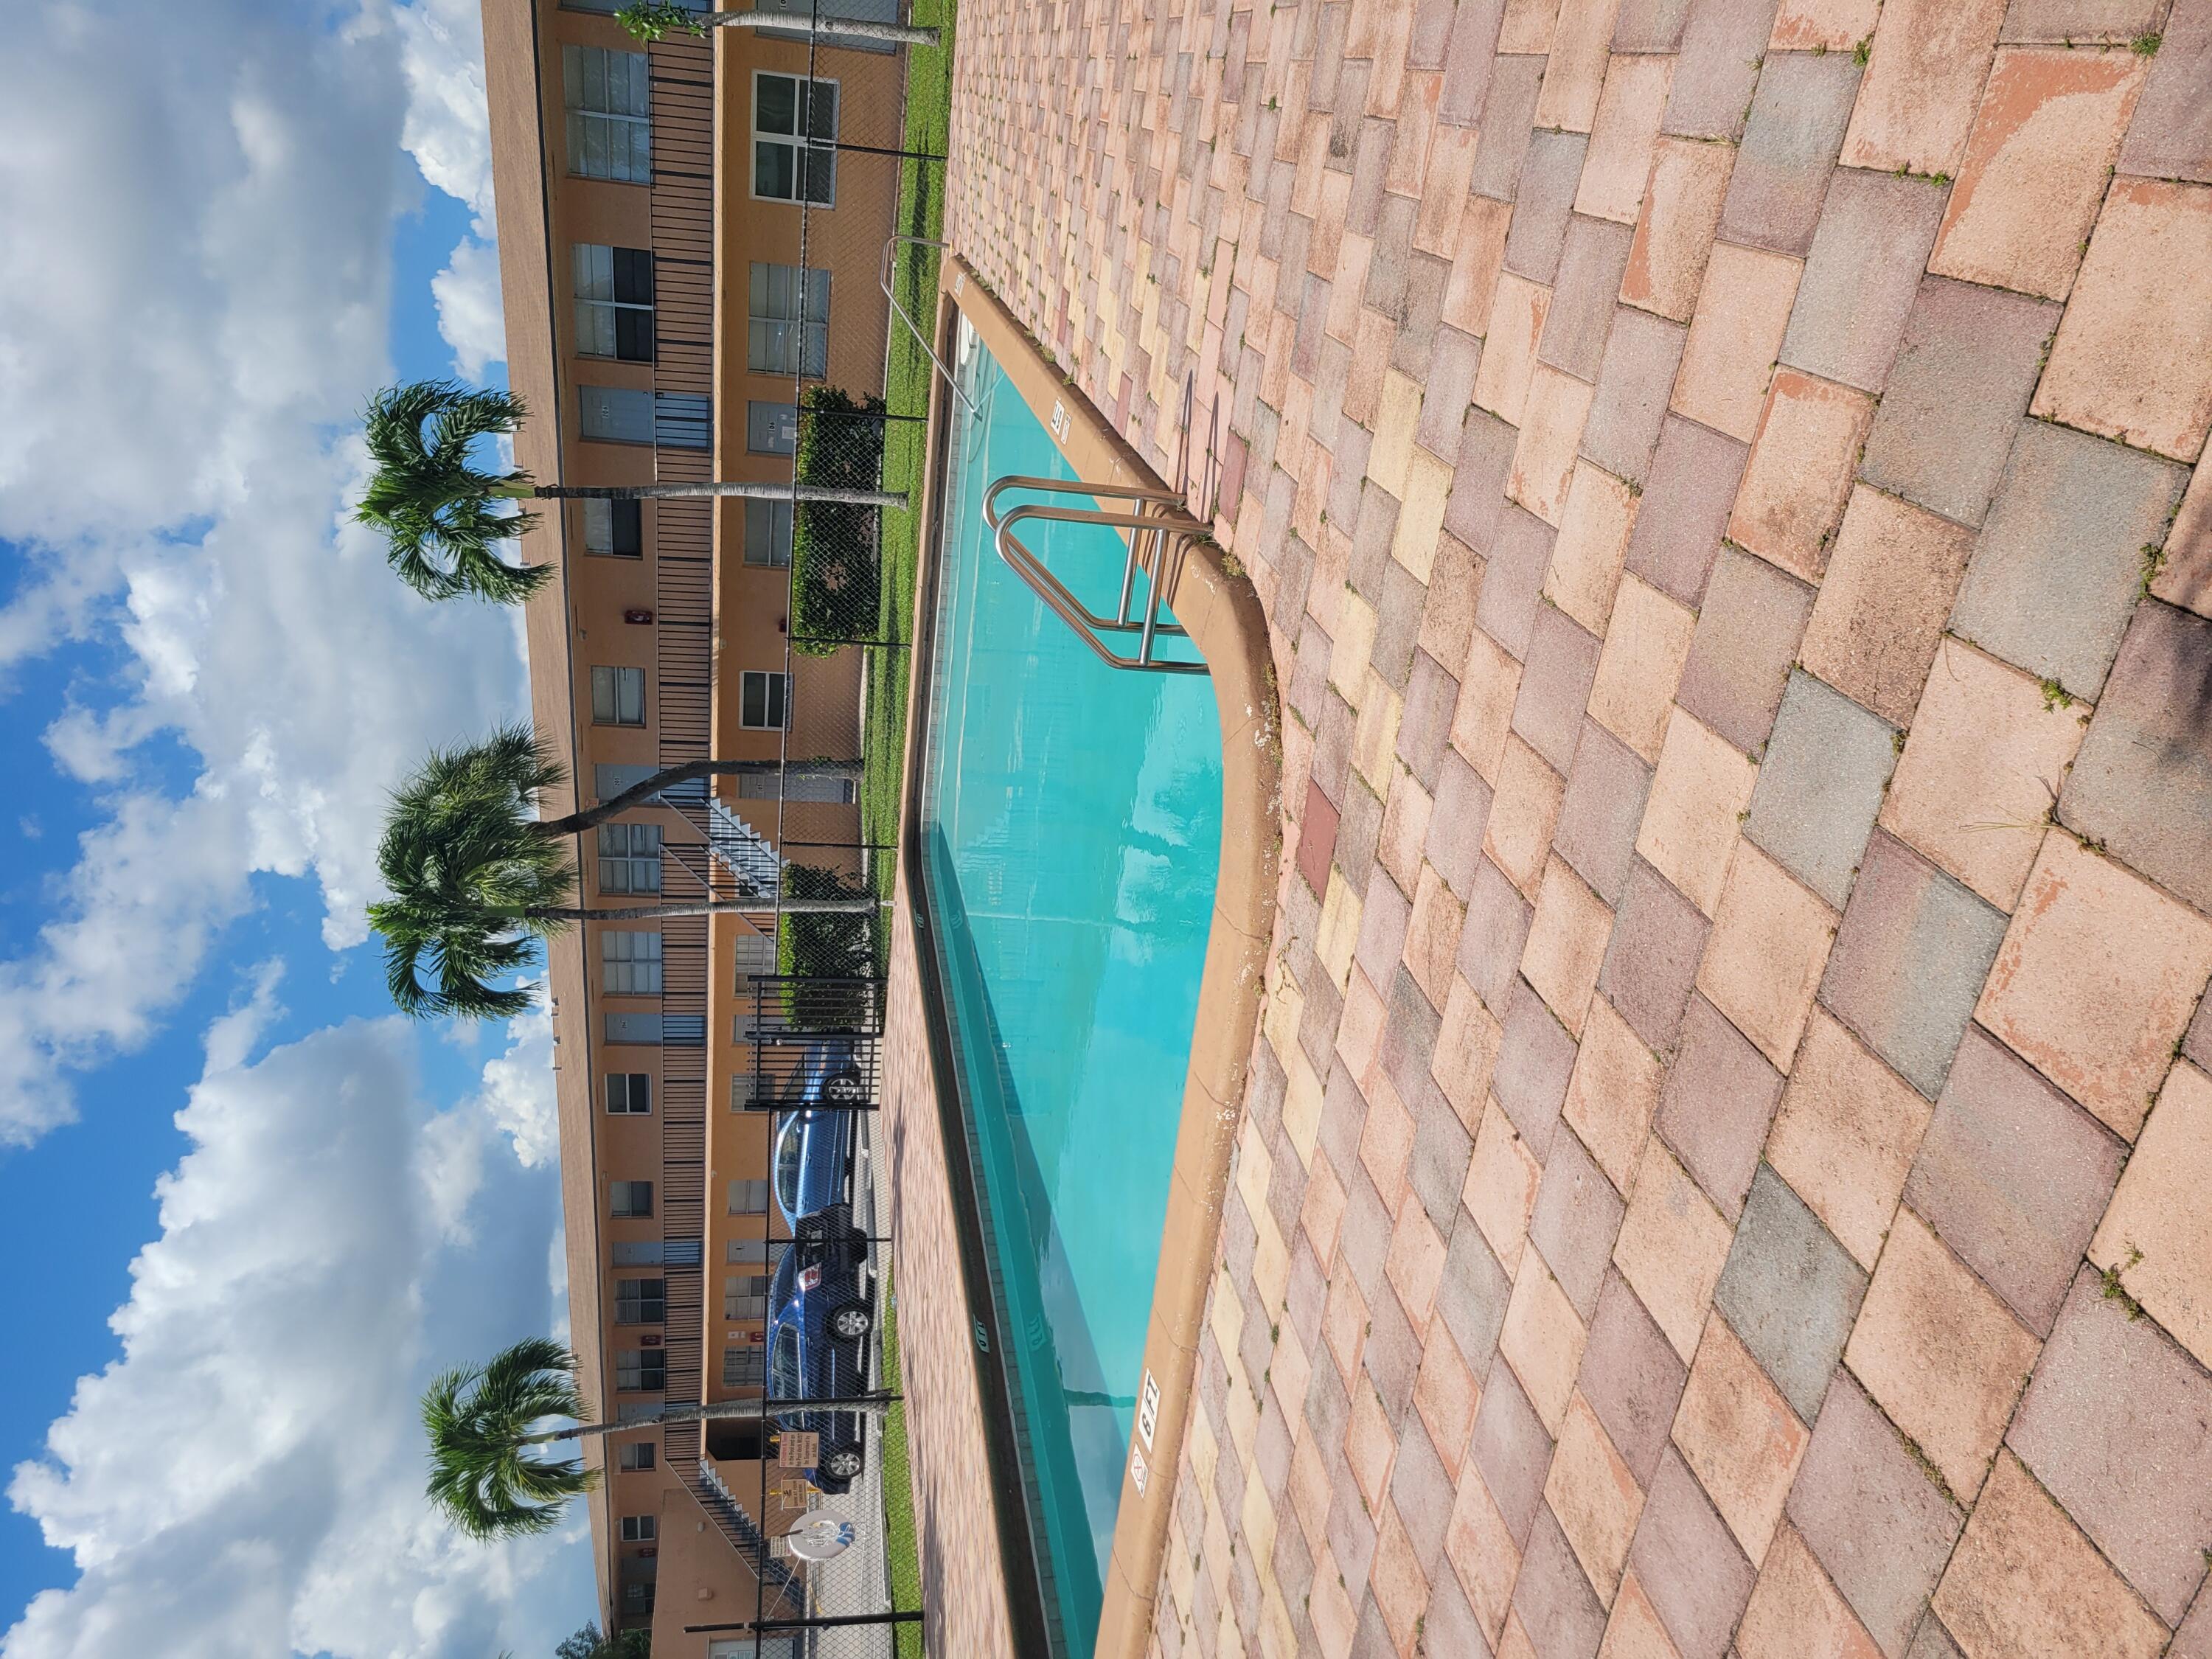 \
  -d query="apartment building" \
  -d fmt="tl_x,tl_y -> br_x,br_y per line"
480,0 -> 905,1646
